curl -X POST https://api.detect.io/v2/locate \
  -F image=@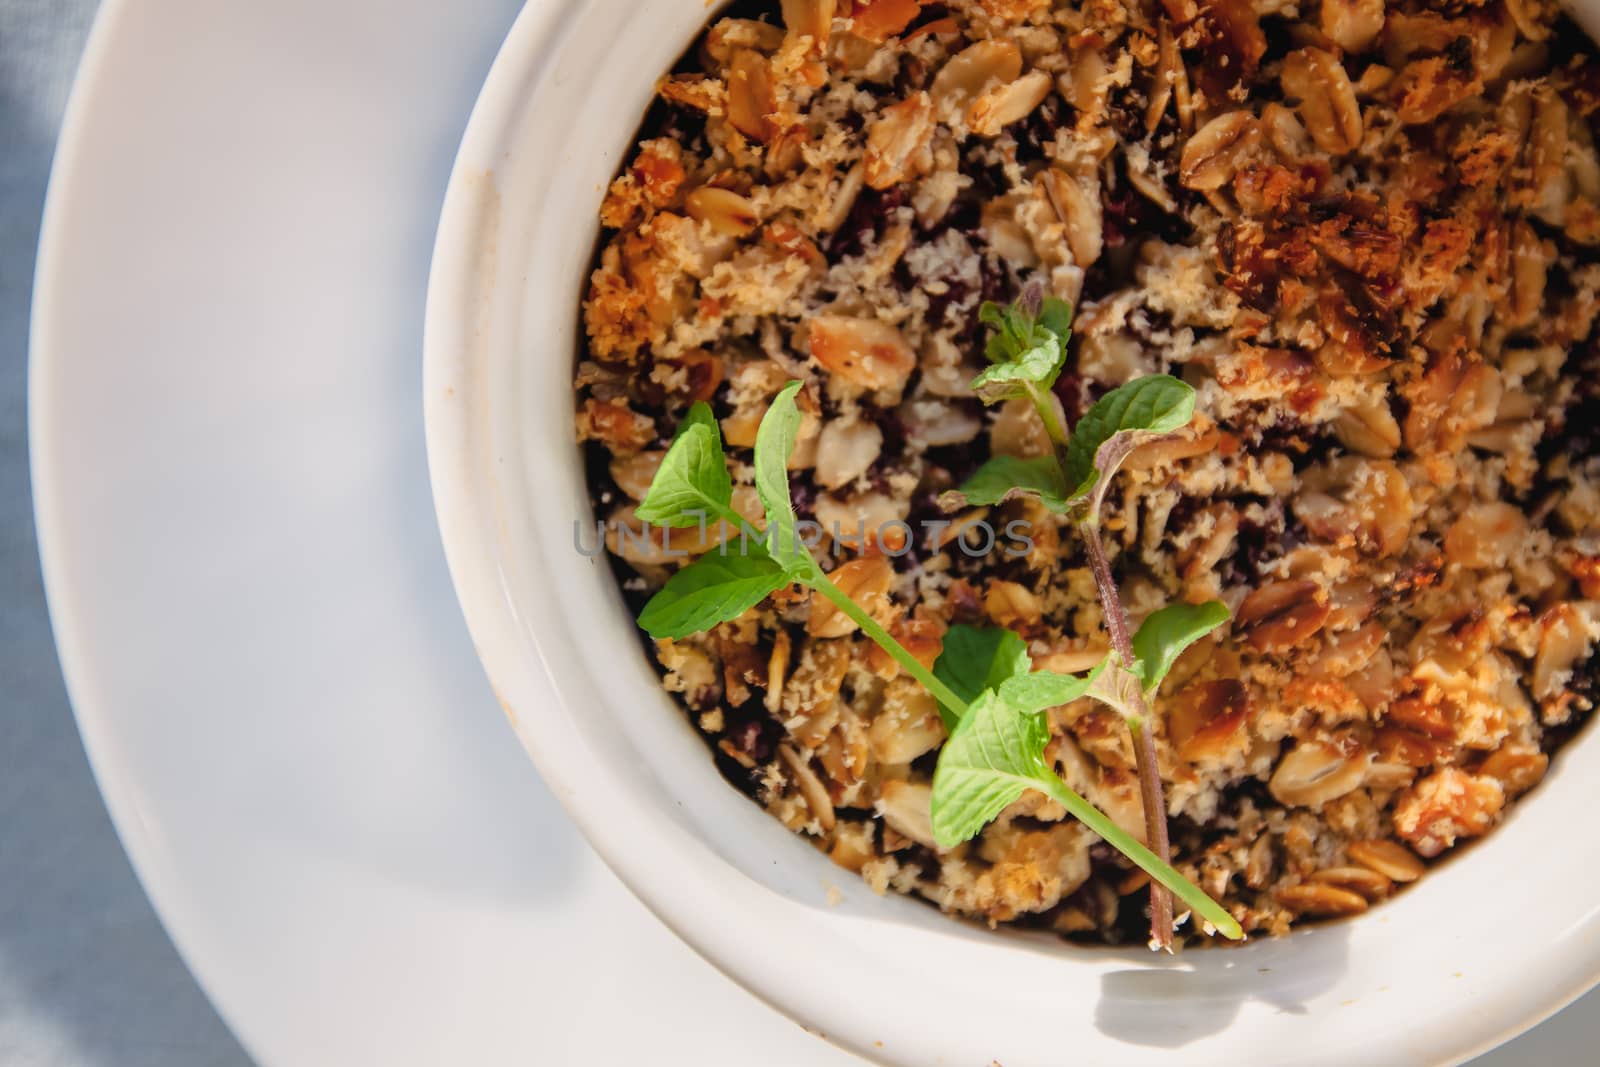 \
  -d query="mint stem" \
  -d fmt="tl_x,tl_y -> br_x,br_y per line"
812,570 -> 967,715
1030,377 -> 1180,949
1082,522 -> 1176,951
1038,775 -> 1240,940
1026,382 -> 1070,458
